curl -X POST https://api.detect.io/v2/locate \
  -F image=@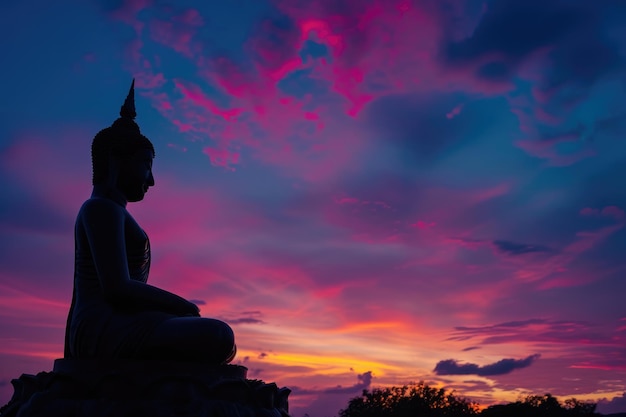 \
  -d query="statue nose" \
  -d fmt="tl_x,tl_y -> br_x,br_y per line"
148,172 -> 155,186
